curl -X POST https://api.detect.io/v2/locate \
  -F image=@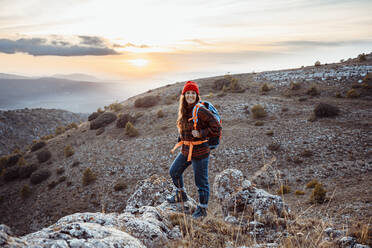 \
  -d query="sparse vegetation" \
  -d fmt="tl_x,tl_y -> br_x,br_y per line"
295,190 -> 305,195
267,142 -> 280,151
55,126 -> 66,135
116,114 -> 135,128
254,121 -> 264,126
41,134 -> 54,141
30,141 -> 46,152
307,85 -> 319,96
157,109 -> 165,118
314,61 -> 321,66
71,161 -> 80,167
66,122 -> 78,130
114,181 -> 127,191
56,167 -> 65,175
134,95 -> 159,108
125,122 -> 139,137
251,104 -> 267,118
48,180 -> 58,190
82,168 -> 96,186
306,179 -> 320,189
310,183 -> 327,203
300,150 -> 313,157
108,101 -> 123,112
20,185 -> 31,199
64,145 -> 74,157
36,150 -> 52,163
314,103 -> 340,118
290,81 -> 301,90
346,89 -> 360,98
358,53 -> 367,62
277,185 -> 291,195
3,166 -> 20,181
347,222 -> 372,245
214,74 -> 245,93
261,83 -> 270,92
30,169 -> 51,184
